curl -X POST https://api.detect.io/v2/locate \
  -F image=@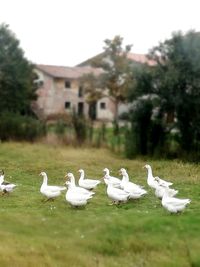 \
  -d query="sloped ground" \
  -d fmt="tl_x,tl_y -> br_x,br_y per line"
0,142 -> 199,267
